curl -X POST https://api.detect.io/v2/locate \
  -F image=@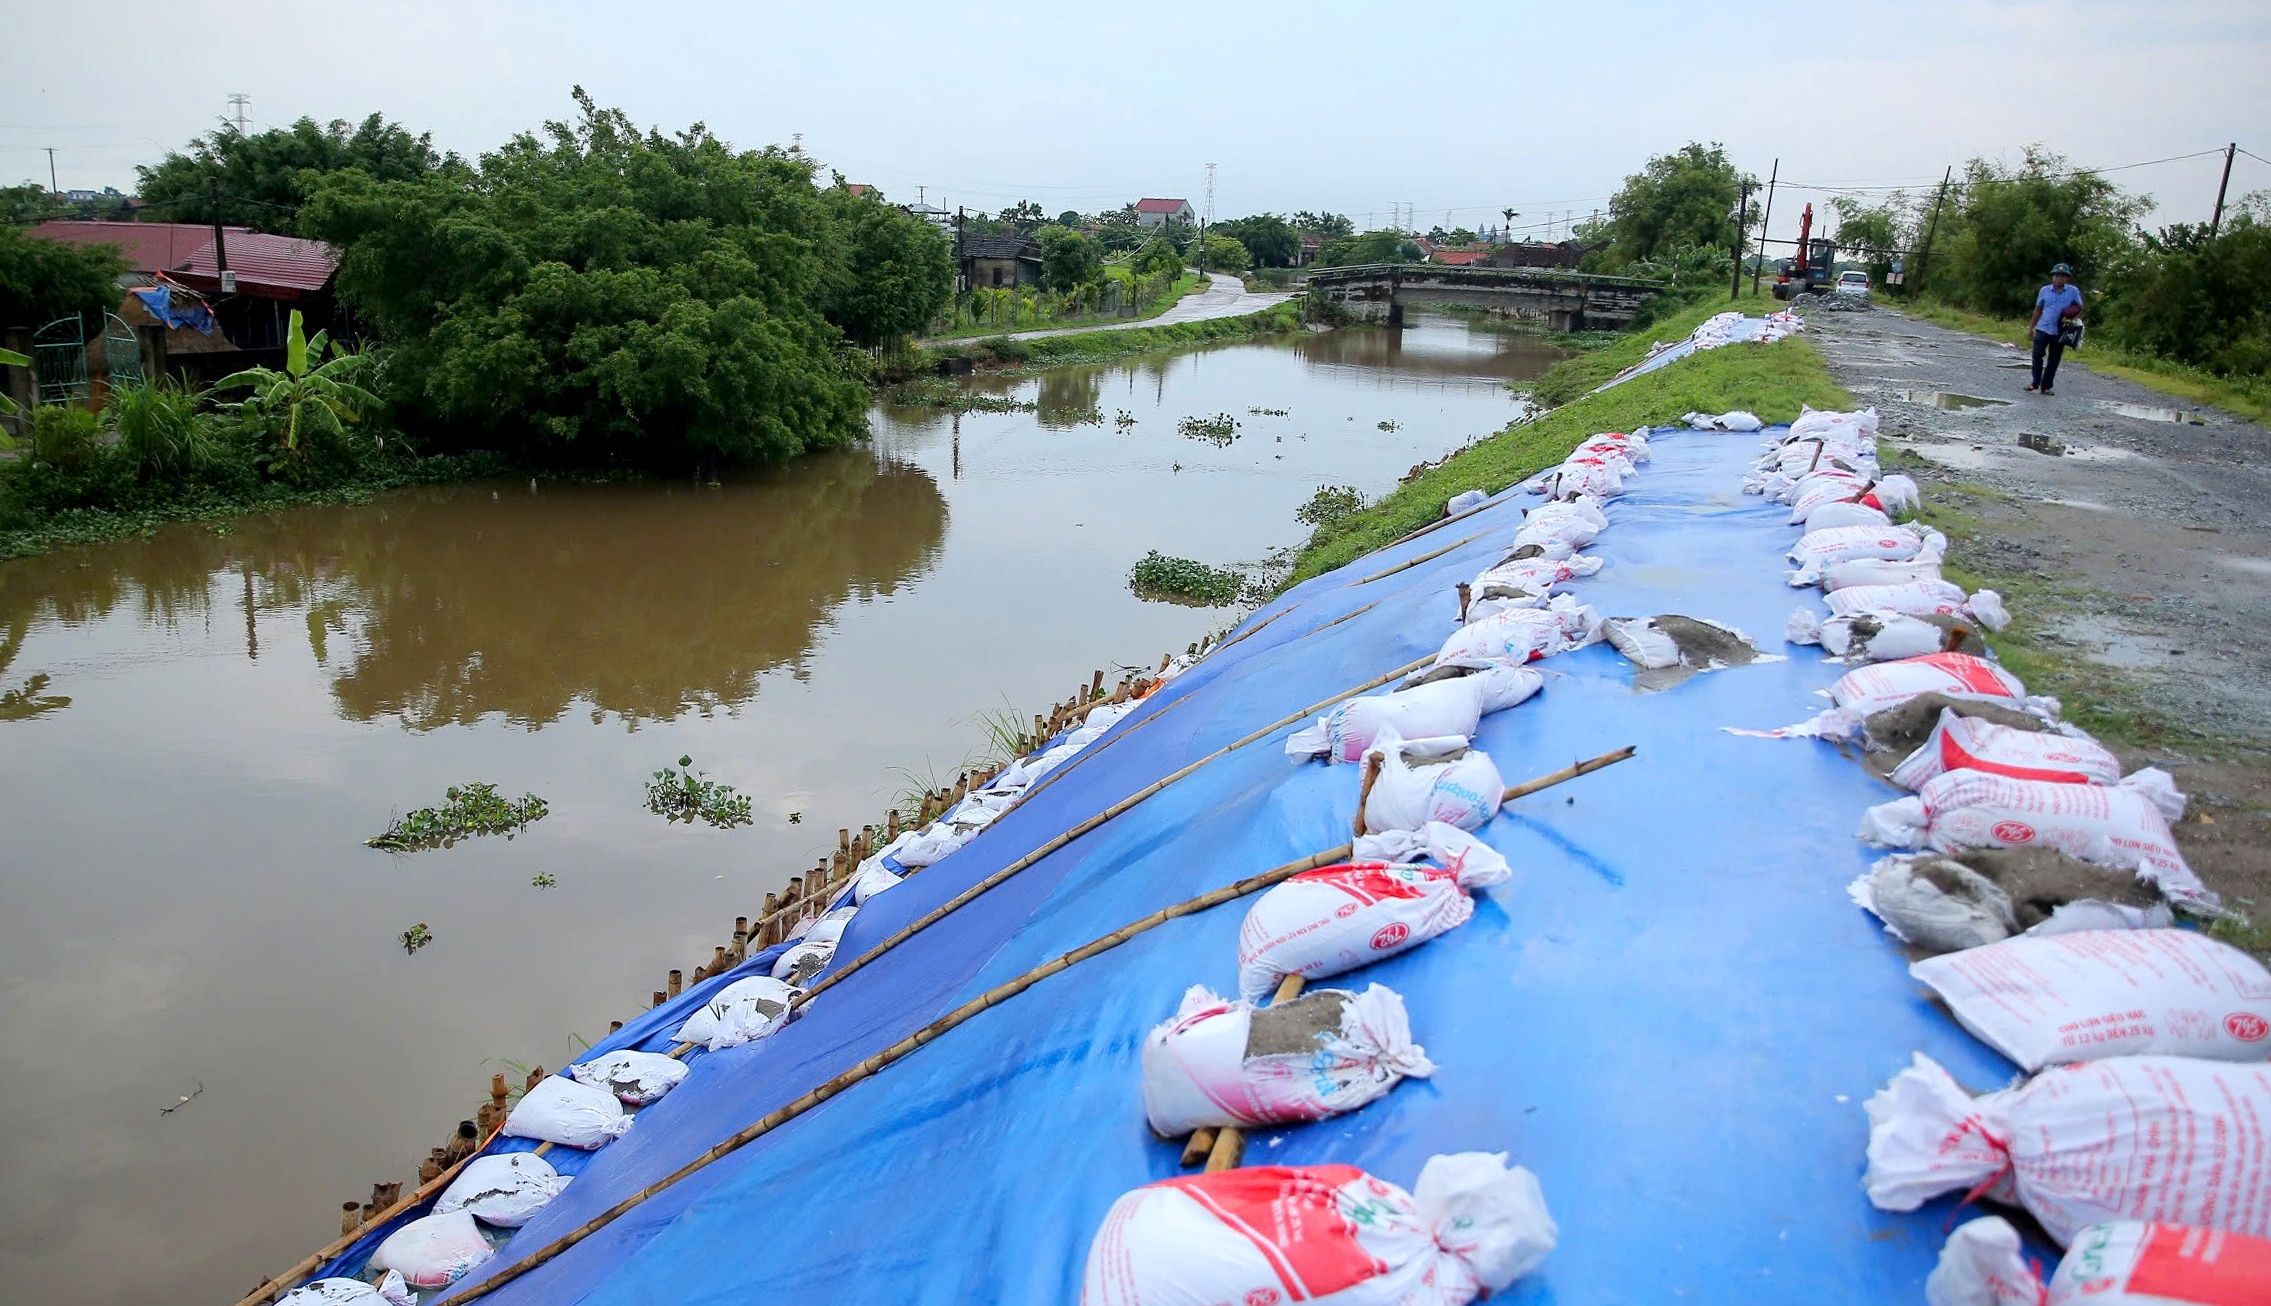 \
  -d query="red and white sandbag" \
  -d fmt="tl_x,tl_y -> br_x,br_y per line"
1793,474 -> 1918,518
1287,667 -> 1542,764
1140,983 -> 1434,1135
1531,459 -> 1625,500
434,1152 -> 571,1228
1910,929 -> 2271,1070
1932,1215 -> 2271,1306
1787,523 -> 1947,584
1237,851 -> 1511,1001
1786,608 -> 1956,661
1822,557 -> 1945,591
569,1048 -> 689,1105
1858,767 -> 2210,906
1826,579 -> 2010,630
1799,499 -> 1894,531
1080,1153 -> 1557,1306
1889,709 -> 2122,790
367,1210 -> 494,1291
1433,597 -> 1603,669
500,1076 -> 633,1149
278,1273 -> 413,1306
1579,429 -> 1649,460
673,975 -> 798,1051
1466,556 -> 1602,622
1866,1052 -> 2271,1245
1350,820 -> 1512,886
1741,652 -> 2038,742
1361,729 -> 1505,833
1511,518 -> 1601,560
